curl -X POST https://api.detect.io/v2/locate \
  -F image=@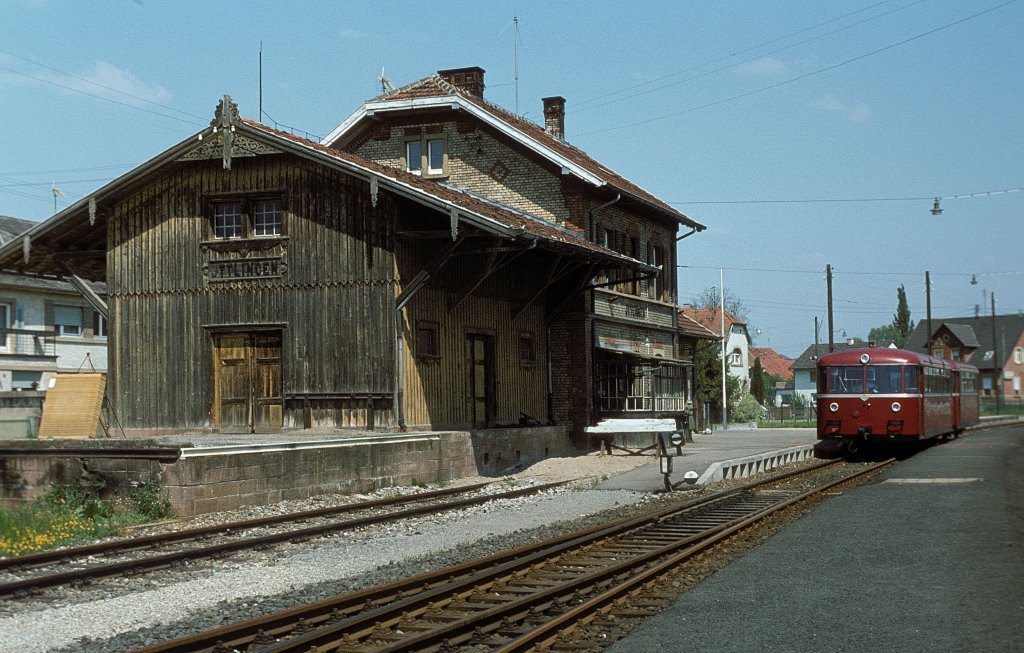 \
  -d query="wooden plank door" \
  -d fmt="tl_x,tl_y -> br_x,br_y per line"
253,333 -> 283,431
468,334 -> 495,428
214,332 -> 283,433
215,334 -> 251,433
